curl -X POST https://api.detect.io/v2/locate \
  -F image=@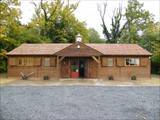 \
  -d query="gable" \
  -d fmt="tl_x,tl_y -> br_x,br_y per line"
54,42 -> 102,56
